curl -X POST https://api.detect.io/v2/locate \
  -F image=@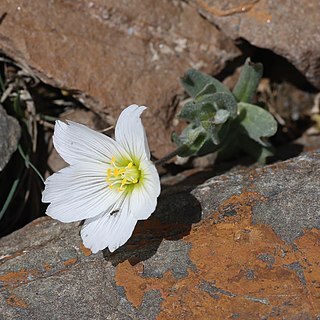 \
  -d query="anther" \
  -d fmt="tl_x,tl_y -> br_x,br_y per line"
107,156 -> 140,192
